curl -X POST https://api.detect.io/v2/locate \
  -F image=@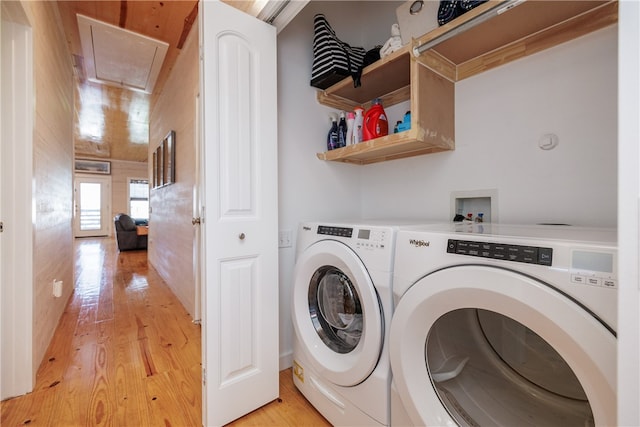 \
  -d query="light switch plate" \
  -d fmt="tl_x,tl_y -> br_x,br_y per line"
278,229 -> 292,248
